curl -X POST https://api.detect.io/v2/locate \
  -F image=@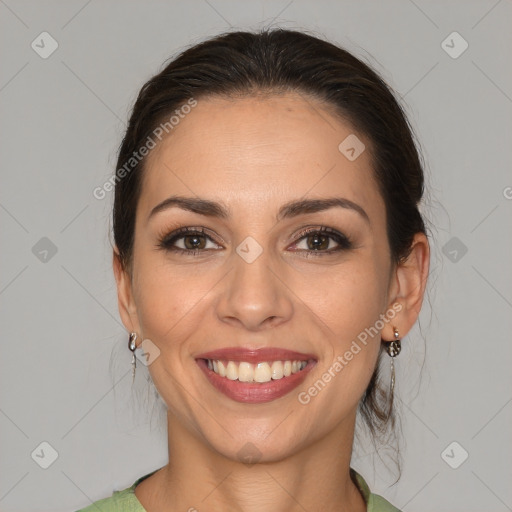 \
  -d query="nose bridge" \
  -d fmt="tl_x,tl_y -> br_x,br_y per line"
216,235 -> 293,330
